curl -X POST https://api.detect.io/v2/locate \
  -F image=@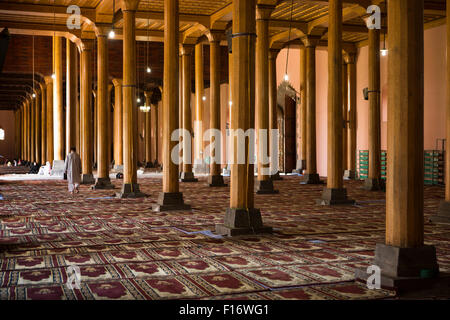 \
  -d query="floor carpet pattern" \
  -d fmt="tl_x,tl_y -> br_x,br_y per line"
0,175 -> 449,300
